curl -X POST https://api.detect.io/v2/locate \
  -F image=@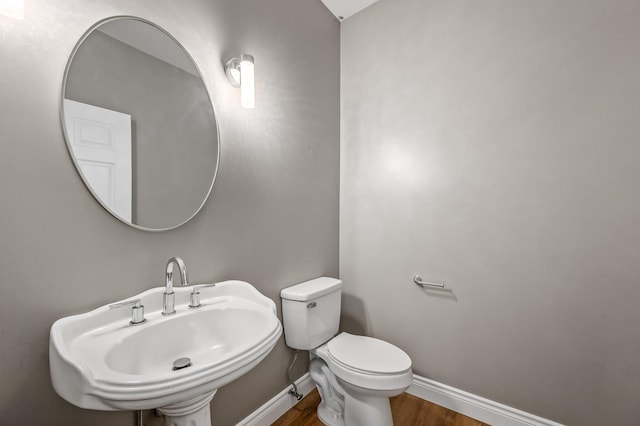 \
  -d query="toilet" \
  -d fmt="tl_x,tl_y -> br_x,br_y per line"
280,277 -> 413,426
